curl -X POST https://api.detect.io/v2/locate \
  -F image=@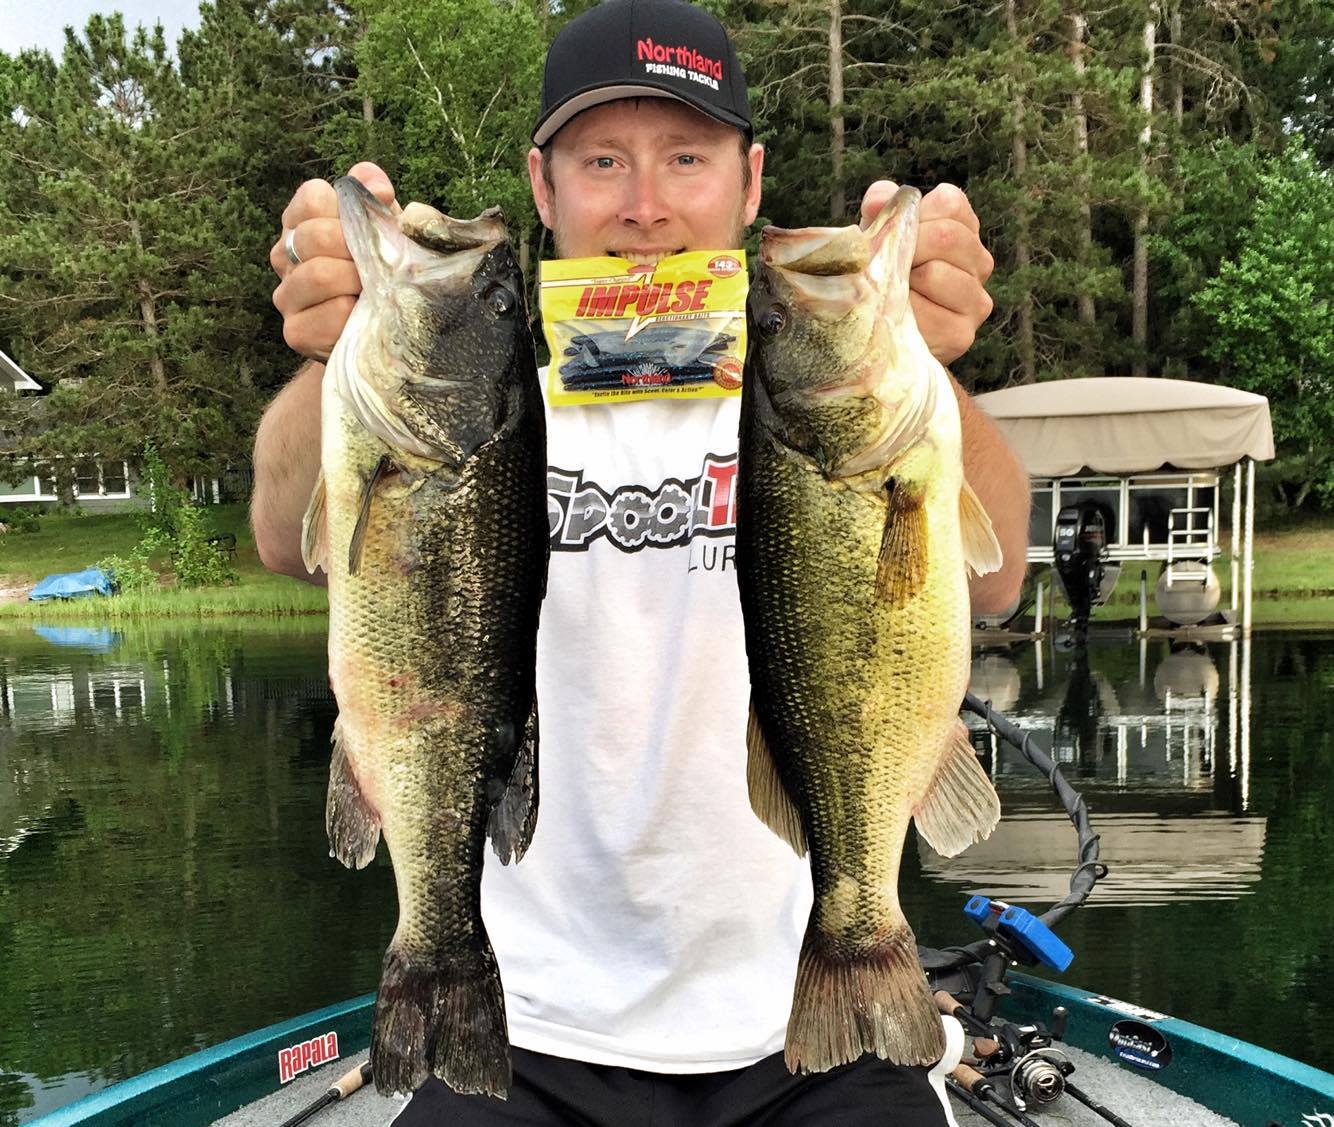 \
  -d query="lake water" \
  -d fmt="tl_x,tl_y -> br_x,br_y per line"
2,621 -> 1331,1122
